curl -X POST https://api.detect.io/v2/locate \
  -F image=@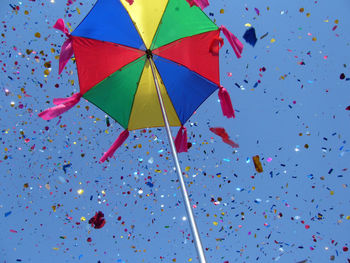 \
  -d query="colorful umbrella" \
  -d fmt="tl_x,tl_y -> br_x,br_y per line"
38,0 -> 243,261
